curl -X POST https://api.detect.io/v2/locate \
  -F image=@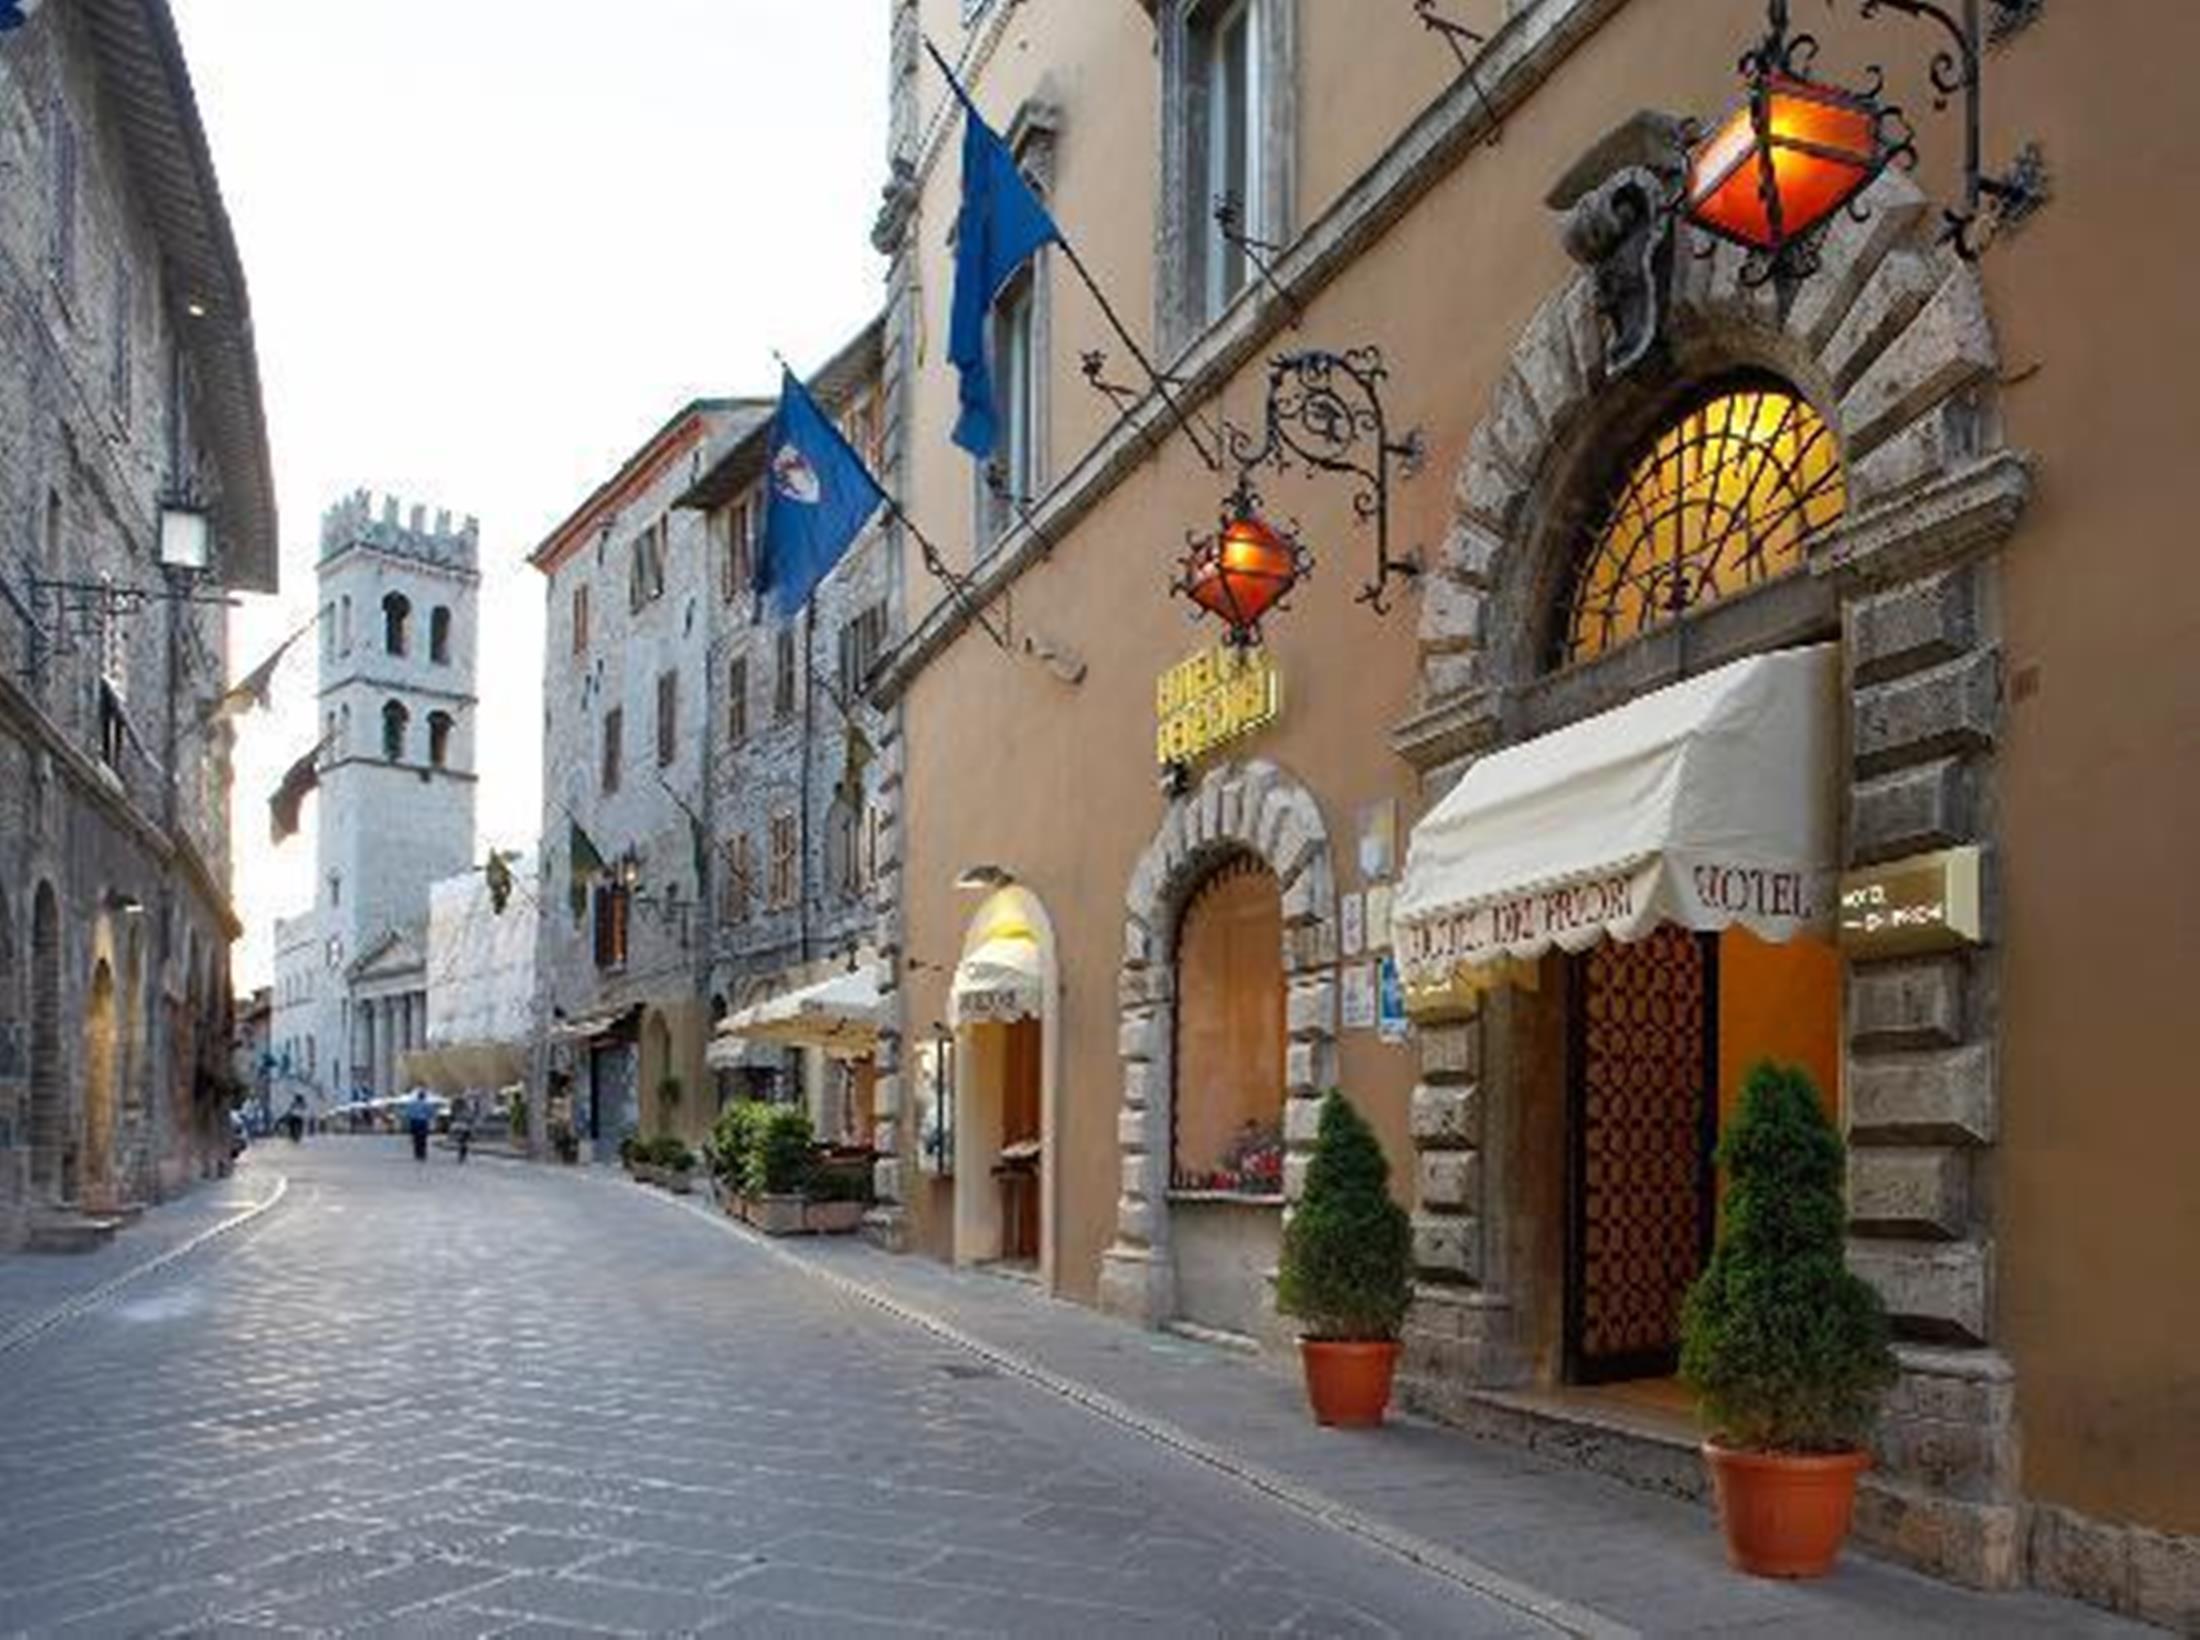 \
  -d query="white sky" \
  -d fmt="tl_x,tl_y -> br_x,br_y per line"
173,1 -> 890,989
